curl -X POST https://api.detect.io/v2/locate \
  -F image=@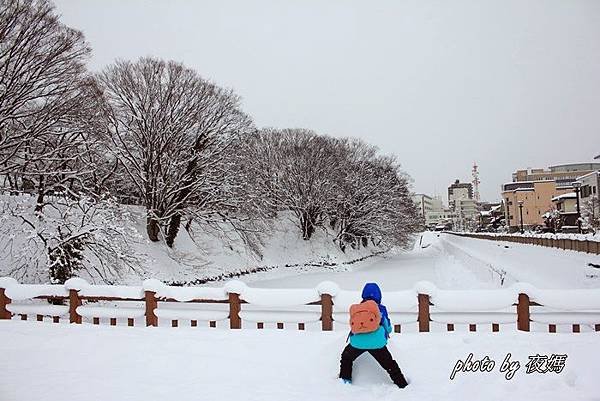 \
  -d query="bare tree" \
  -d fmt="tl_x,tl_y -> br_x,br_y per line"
10,78 -> 114,213
0,0 -> 90,173
242,128 -> 341,240
330,139 -> 421,250
97,57 -> 254,246
243,130 -> 421,246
